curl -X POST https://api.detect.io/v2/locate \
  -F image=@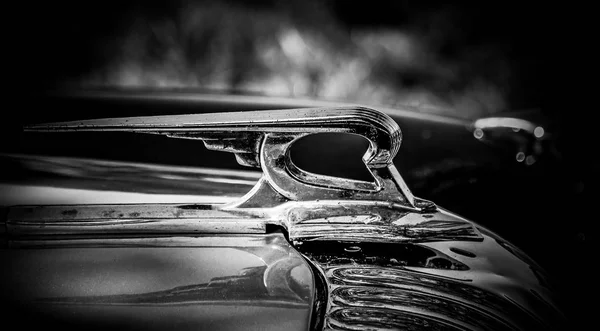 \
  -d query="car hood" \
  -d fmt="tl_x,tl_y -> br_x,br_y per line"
1,153 -> 566,330
0,153 -> 260,206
